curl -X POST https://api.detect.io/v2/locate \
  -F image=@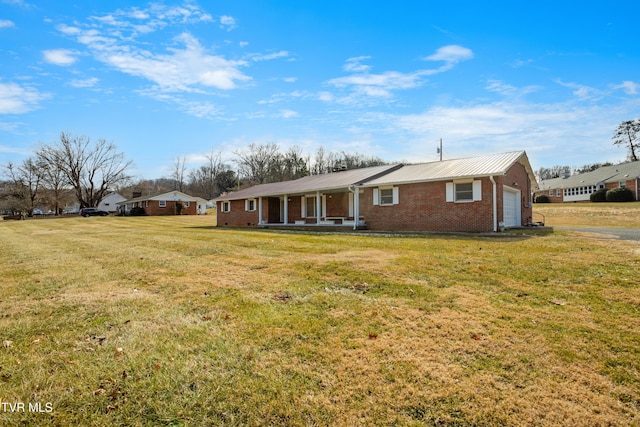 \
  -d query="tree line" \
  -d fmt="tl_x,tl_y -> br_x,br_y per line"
2,119 -> 639,215
1,133 -> 387,216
